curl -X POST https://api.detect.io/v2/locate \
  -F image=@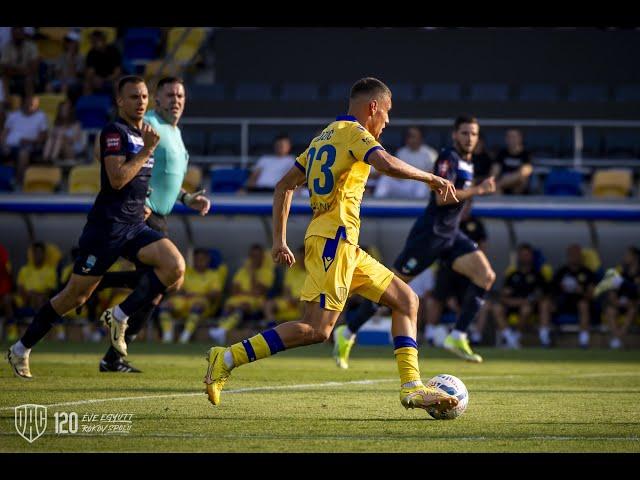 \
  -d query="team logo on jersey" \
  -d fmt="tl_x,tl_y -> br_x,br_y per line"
82,255 -> 97,274
15,404 -> 47,443
105,133 -> 121,152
